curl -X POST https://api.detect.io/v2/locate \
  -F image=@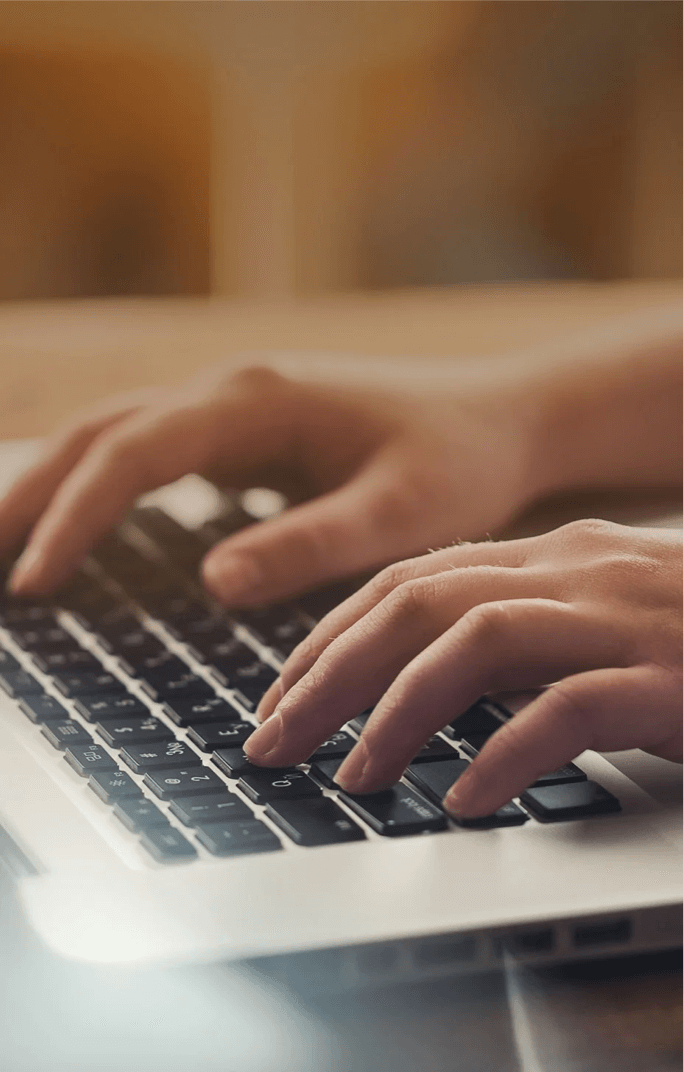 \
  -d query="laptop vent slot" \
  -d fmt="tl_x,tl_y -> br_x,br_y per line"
572,918 -> 631,948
